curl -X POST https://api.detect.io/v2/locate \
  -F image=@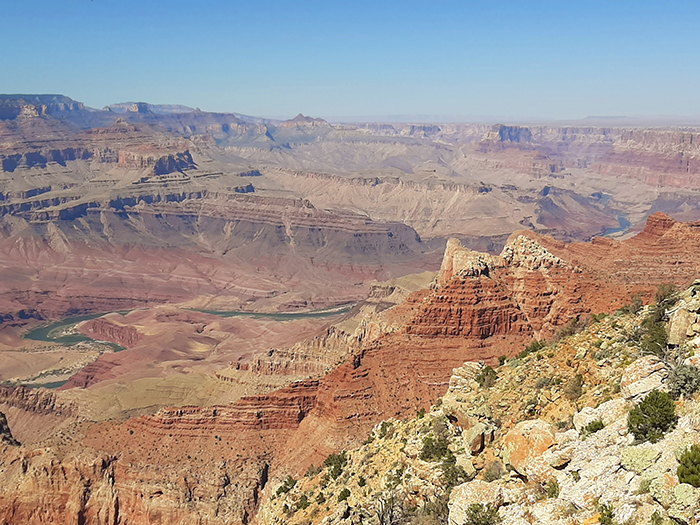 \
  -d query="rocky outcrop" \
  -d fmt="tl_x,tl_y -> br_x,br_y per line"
501,419 -> 557,480
79,317 -> 142,348
0,445 -> 268,525
0,95 -> 85,120
449,481 -> 506,524
0,148 -> 93,172
620,356 -> 669,400
118,148 -> 195,173
406,235 -> 599,340
278,114 -> 329,129
592,129 -> 700,189
0,412 -> 20,446
79,317 -> 142,347
250,327 -> 353,376
405,272 -> 530,338
136,380 -> 319,434
0,386 -> 75,417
